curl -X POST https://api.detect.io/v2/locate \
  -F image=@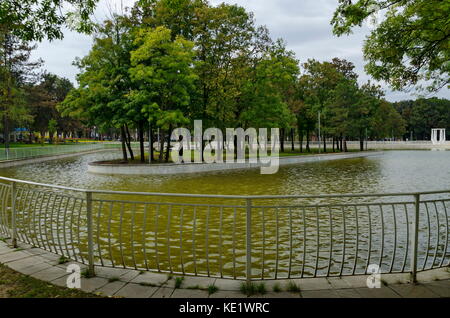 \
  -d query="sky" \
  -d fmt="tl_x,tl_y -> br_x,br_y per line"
31,0 -> 449,102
